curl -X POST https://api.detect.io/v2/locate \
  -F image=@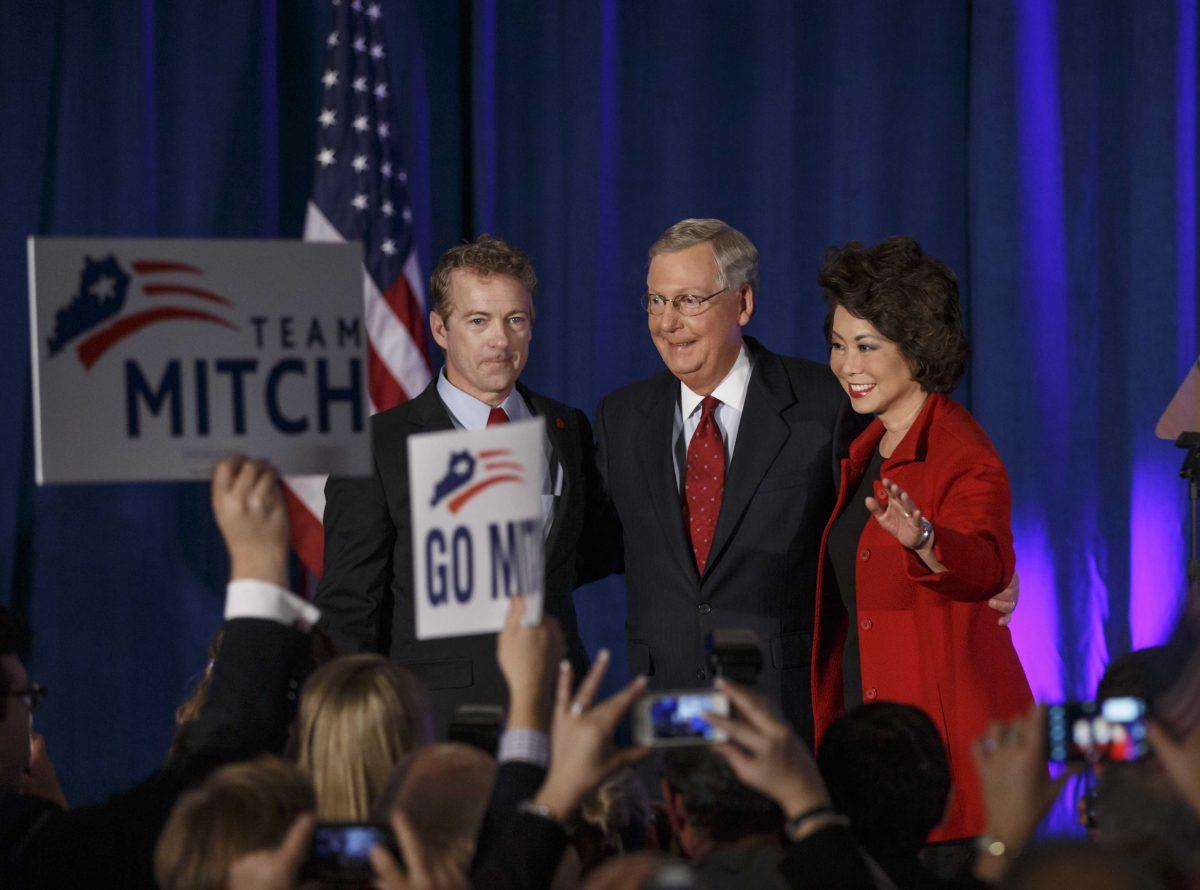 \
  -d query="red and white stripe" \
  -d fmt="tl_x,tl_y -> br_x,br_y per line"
285,202 -> 432,578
